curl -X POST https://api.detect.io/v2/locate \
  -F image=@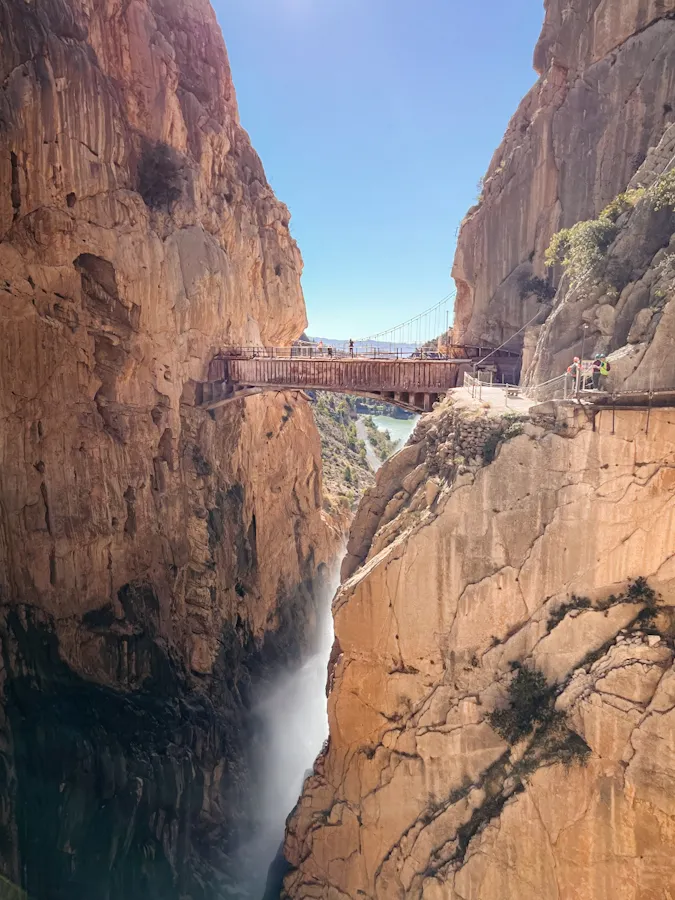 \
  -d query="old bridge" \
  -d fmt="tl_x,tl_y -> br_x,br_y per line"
193,346 -> 522,413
